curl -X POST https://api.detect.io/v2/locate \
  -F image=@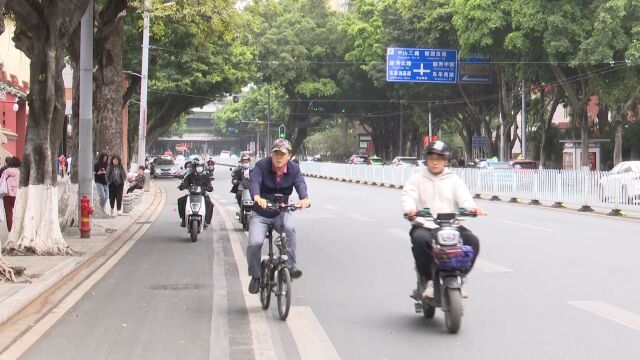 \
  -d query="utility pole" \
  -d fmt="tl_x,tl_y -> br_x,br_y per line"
137,0 -> 150,167
78,3 -> 93,224
521,80 -> 527,159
